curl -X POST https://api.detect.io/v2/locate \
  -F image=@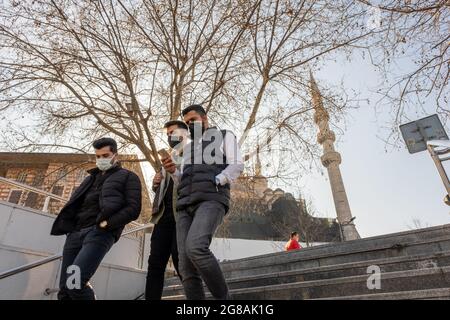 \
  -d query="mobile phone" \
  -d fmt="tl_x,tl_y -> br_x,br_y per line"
158,149 -> 171,159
